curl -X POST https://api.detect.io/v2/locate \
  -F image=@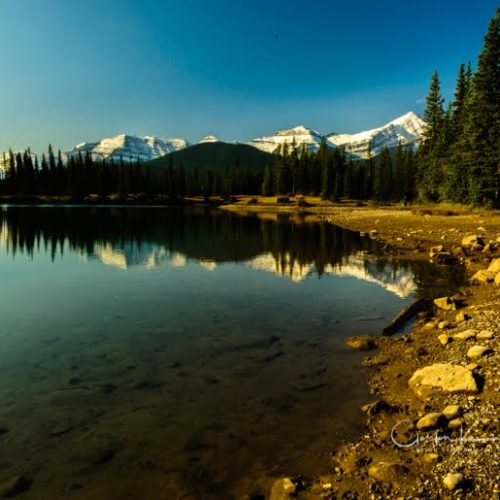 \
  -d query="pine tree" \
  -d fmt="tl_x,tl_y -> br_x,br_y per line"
462,9 -> 500,205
